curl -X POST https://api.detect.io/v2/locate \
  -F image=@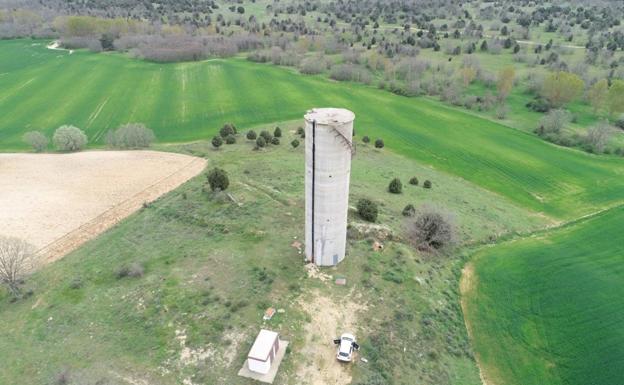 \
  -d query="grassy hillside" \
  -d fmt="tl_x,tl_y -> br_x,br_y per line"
2,40 -> 624,220
0,123 -> 547,384
463,206 -> 624,385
